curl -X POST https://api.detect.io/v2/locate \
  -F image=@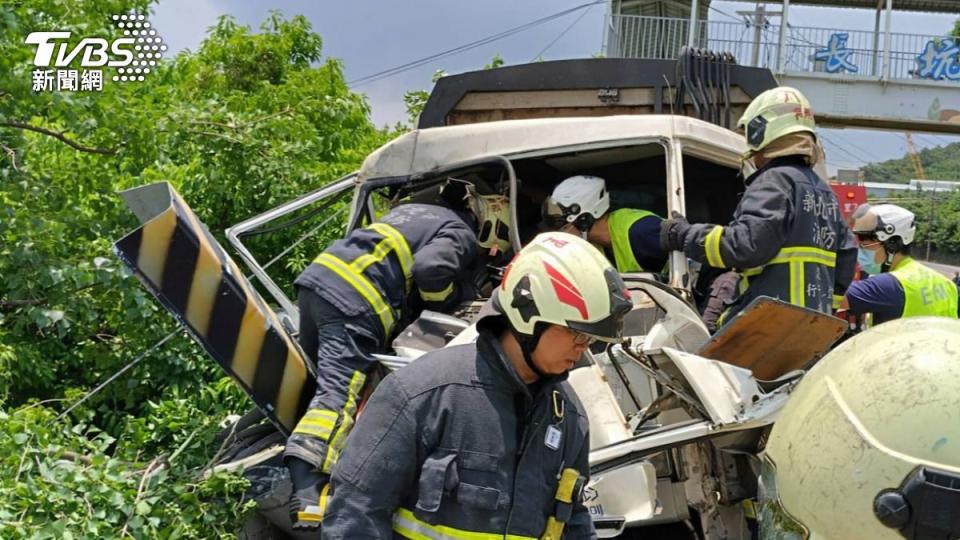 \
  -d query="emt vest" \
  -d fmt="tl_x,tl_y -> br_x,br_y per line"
890,257 -> 958,318
608,208 -> 658,273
